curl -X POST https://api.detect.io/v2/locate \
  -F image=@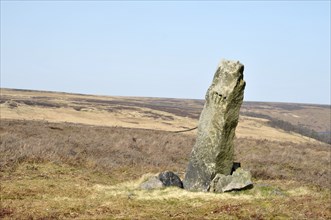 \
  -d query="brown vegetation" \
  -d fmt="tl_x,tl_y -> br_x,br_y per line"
0,119 -> 194,181
1,88 -> 330,219
1,88 -> 329,143
1,119 -> 330,188
1,119 -> 330,219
